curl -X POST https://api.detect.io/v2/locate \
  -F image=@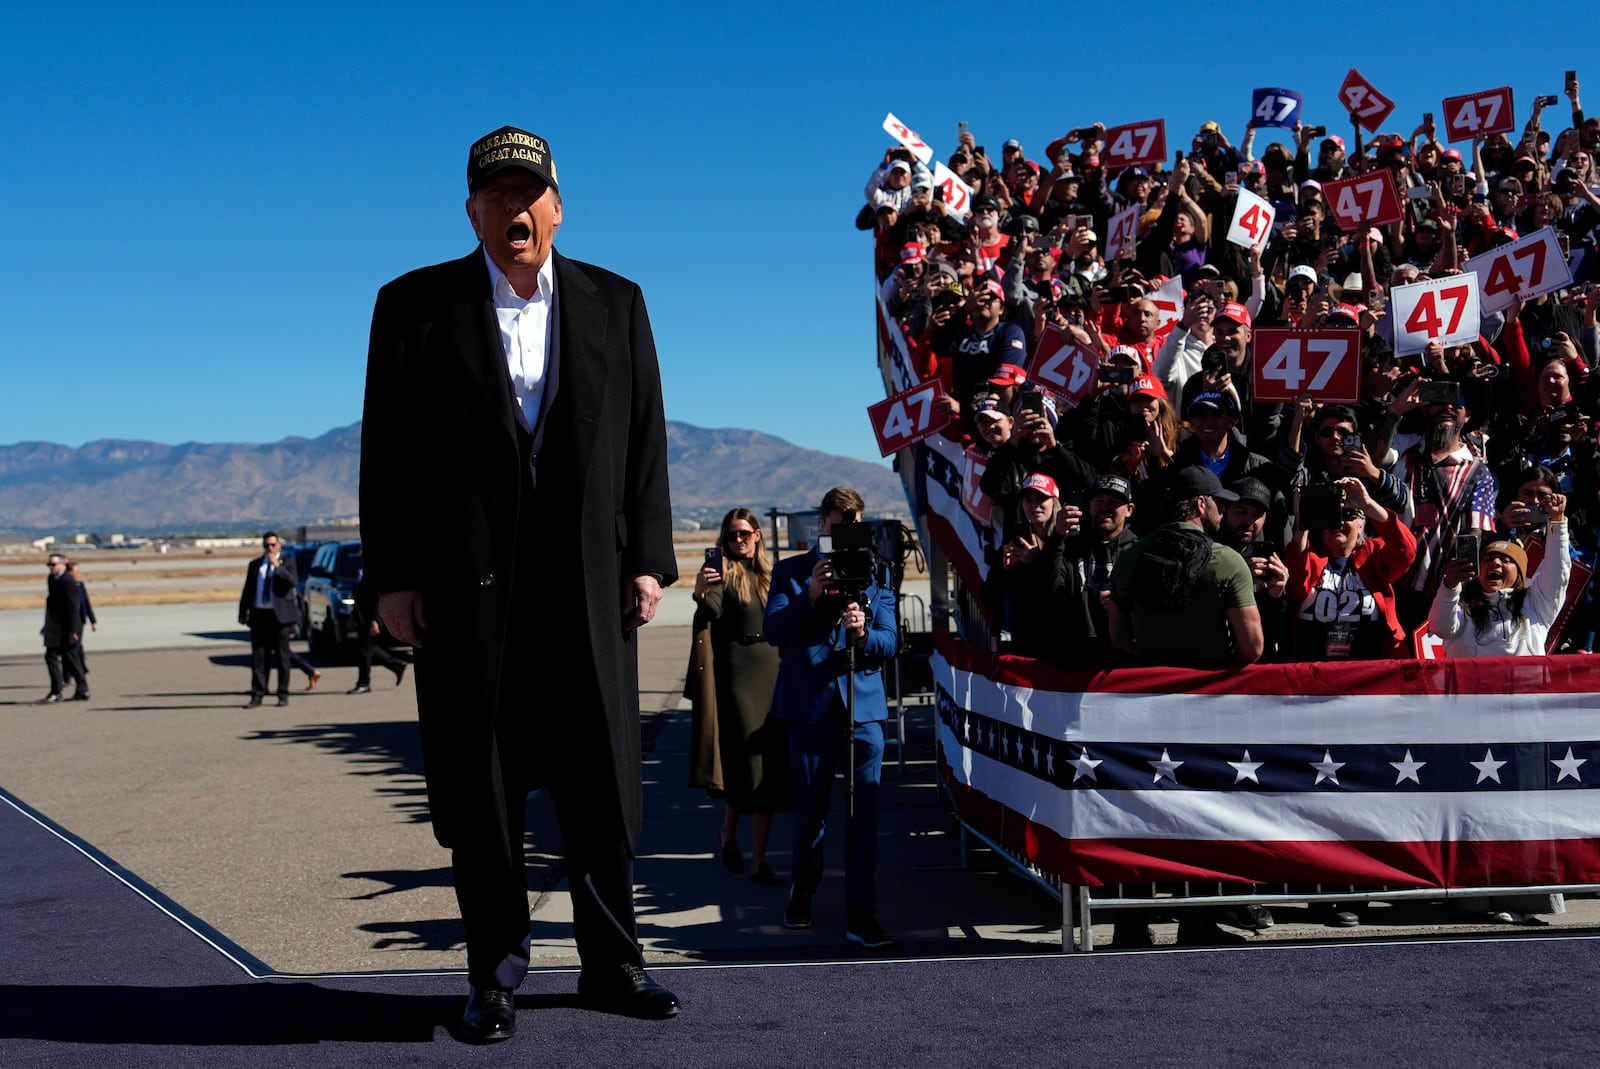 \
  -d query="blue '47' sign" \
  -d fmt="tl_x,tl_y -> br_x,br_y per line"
1251,87 -> 1302,130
